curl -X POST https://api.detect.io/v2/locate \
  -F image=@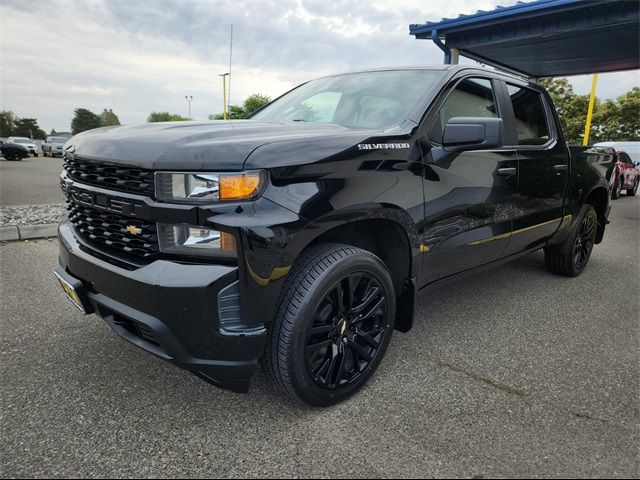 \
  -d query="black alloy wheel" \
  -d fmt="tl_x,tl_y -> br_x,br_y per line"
573,210 -> 596,271
545,204 -> 598,277
305,273 -> 388,390
263,243 -> 395,406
